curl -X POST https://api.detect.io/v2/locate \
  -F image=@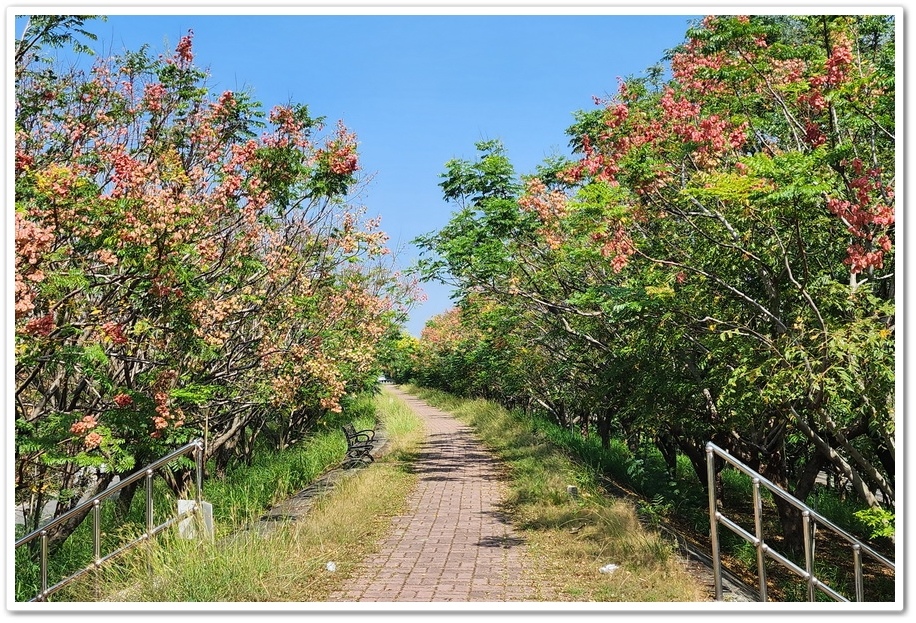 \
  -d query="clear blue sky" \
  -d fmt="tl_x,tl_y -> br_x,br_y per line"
14,9 -> 701,336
